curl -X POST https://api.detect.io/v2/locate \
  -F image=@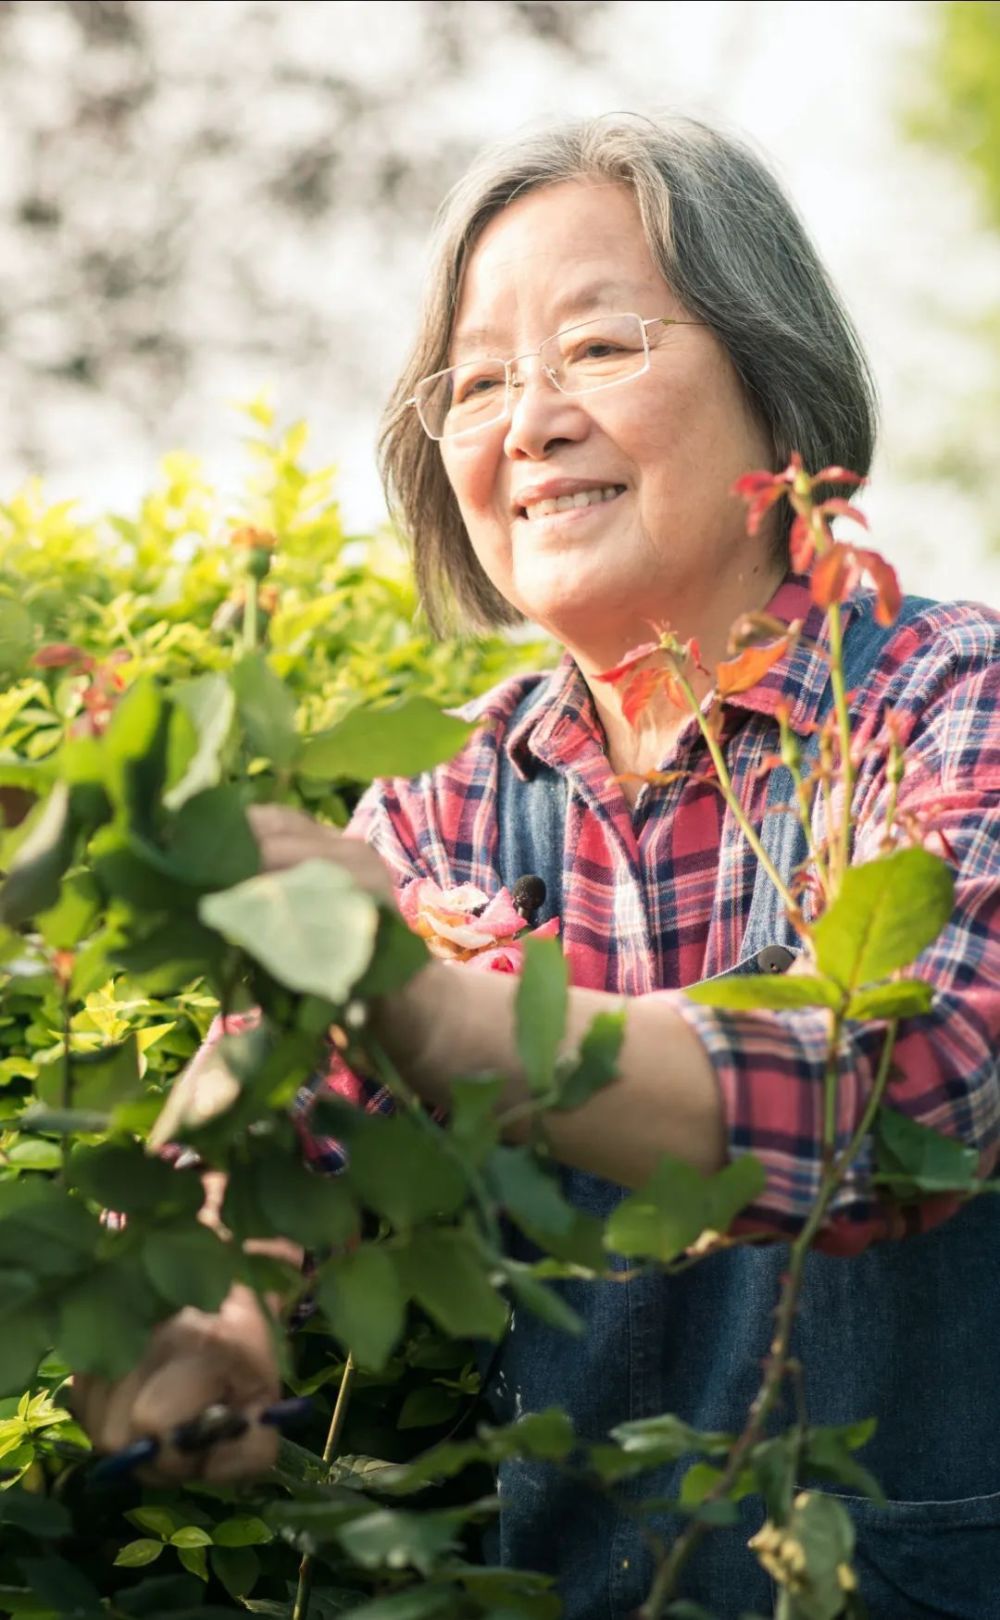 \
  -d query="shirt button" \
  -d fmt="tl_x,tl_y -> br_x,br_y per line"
755,944 -> 795,974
